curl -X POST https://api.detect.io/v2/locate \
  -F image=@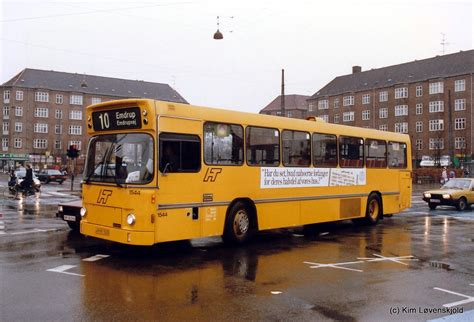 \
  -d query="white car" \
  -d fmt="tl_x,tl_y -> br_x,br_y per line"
420,156 -> 434,167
